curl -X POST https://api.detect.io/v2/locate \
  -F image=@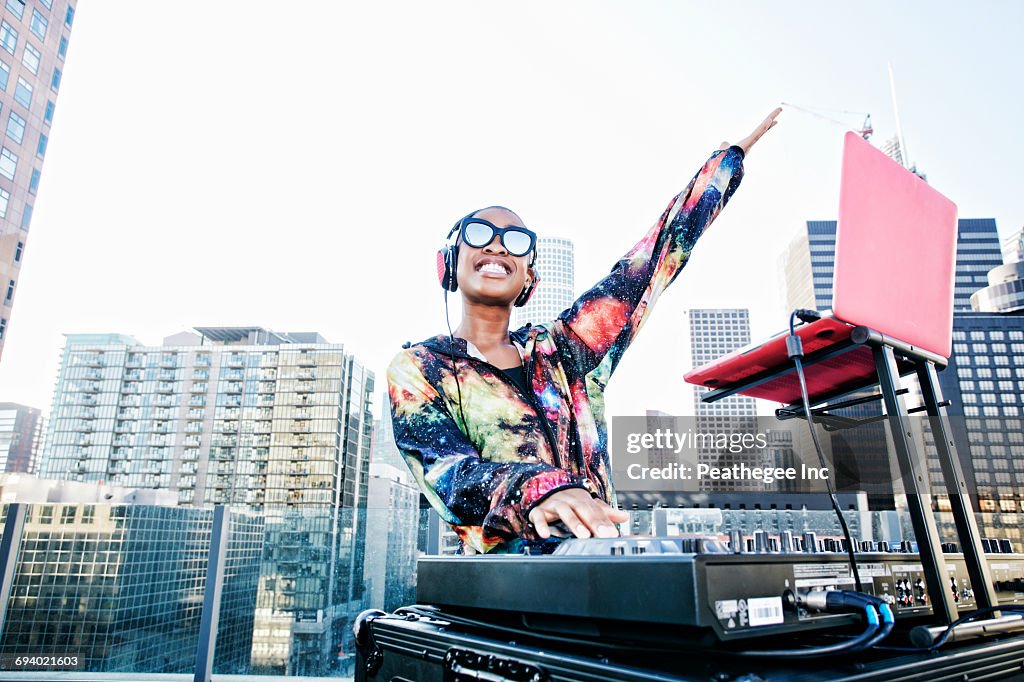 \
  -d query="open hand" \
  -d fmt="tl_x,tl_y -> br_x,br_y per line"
719,107 -> 782,157
528,488 -> 630,539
